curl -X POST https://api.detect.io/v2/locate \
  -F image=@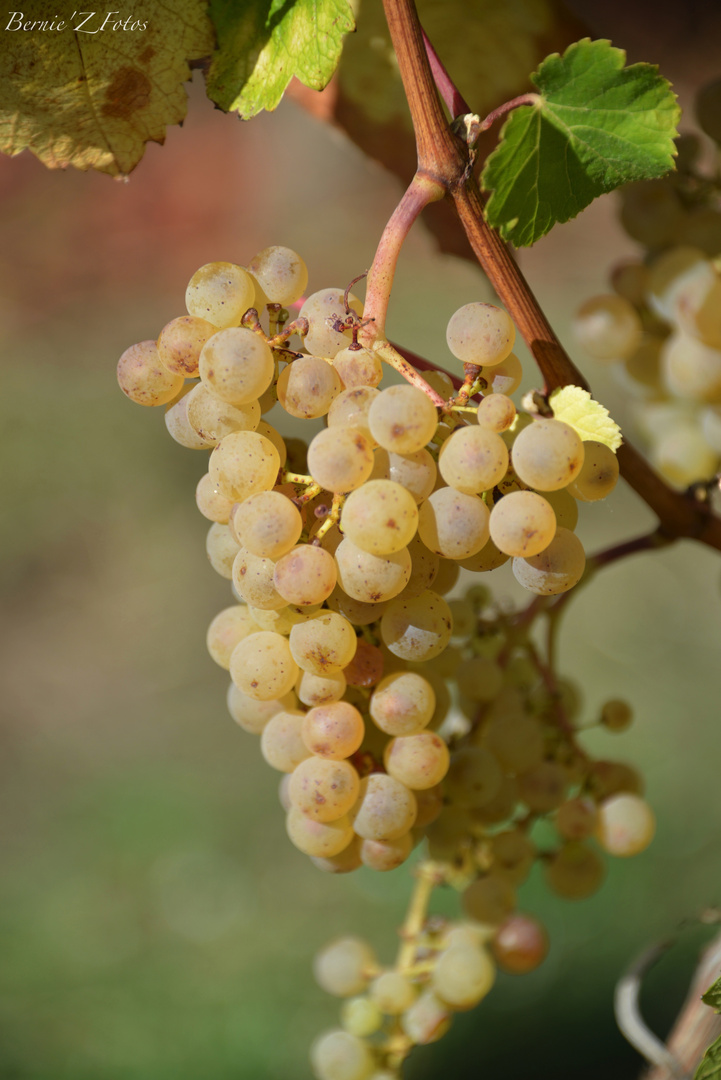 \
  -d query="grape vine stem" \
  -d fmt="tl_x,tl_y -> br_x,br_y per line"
374,0 -> 721,555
